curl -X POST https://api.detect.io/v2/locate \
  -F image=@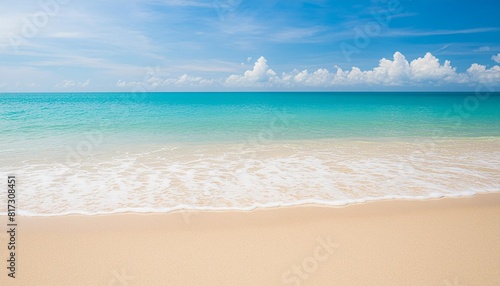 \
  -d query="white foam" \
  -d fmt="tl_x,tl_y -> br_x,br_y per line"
1,138 -> 499,217
6,192 -> 484,217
